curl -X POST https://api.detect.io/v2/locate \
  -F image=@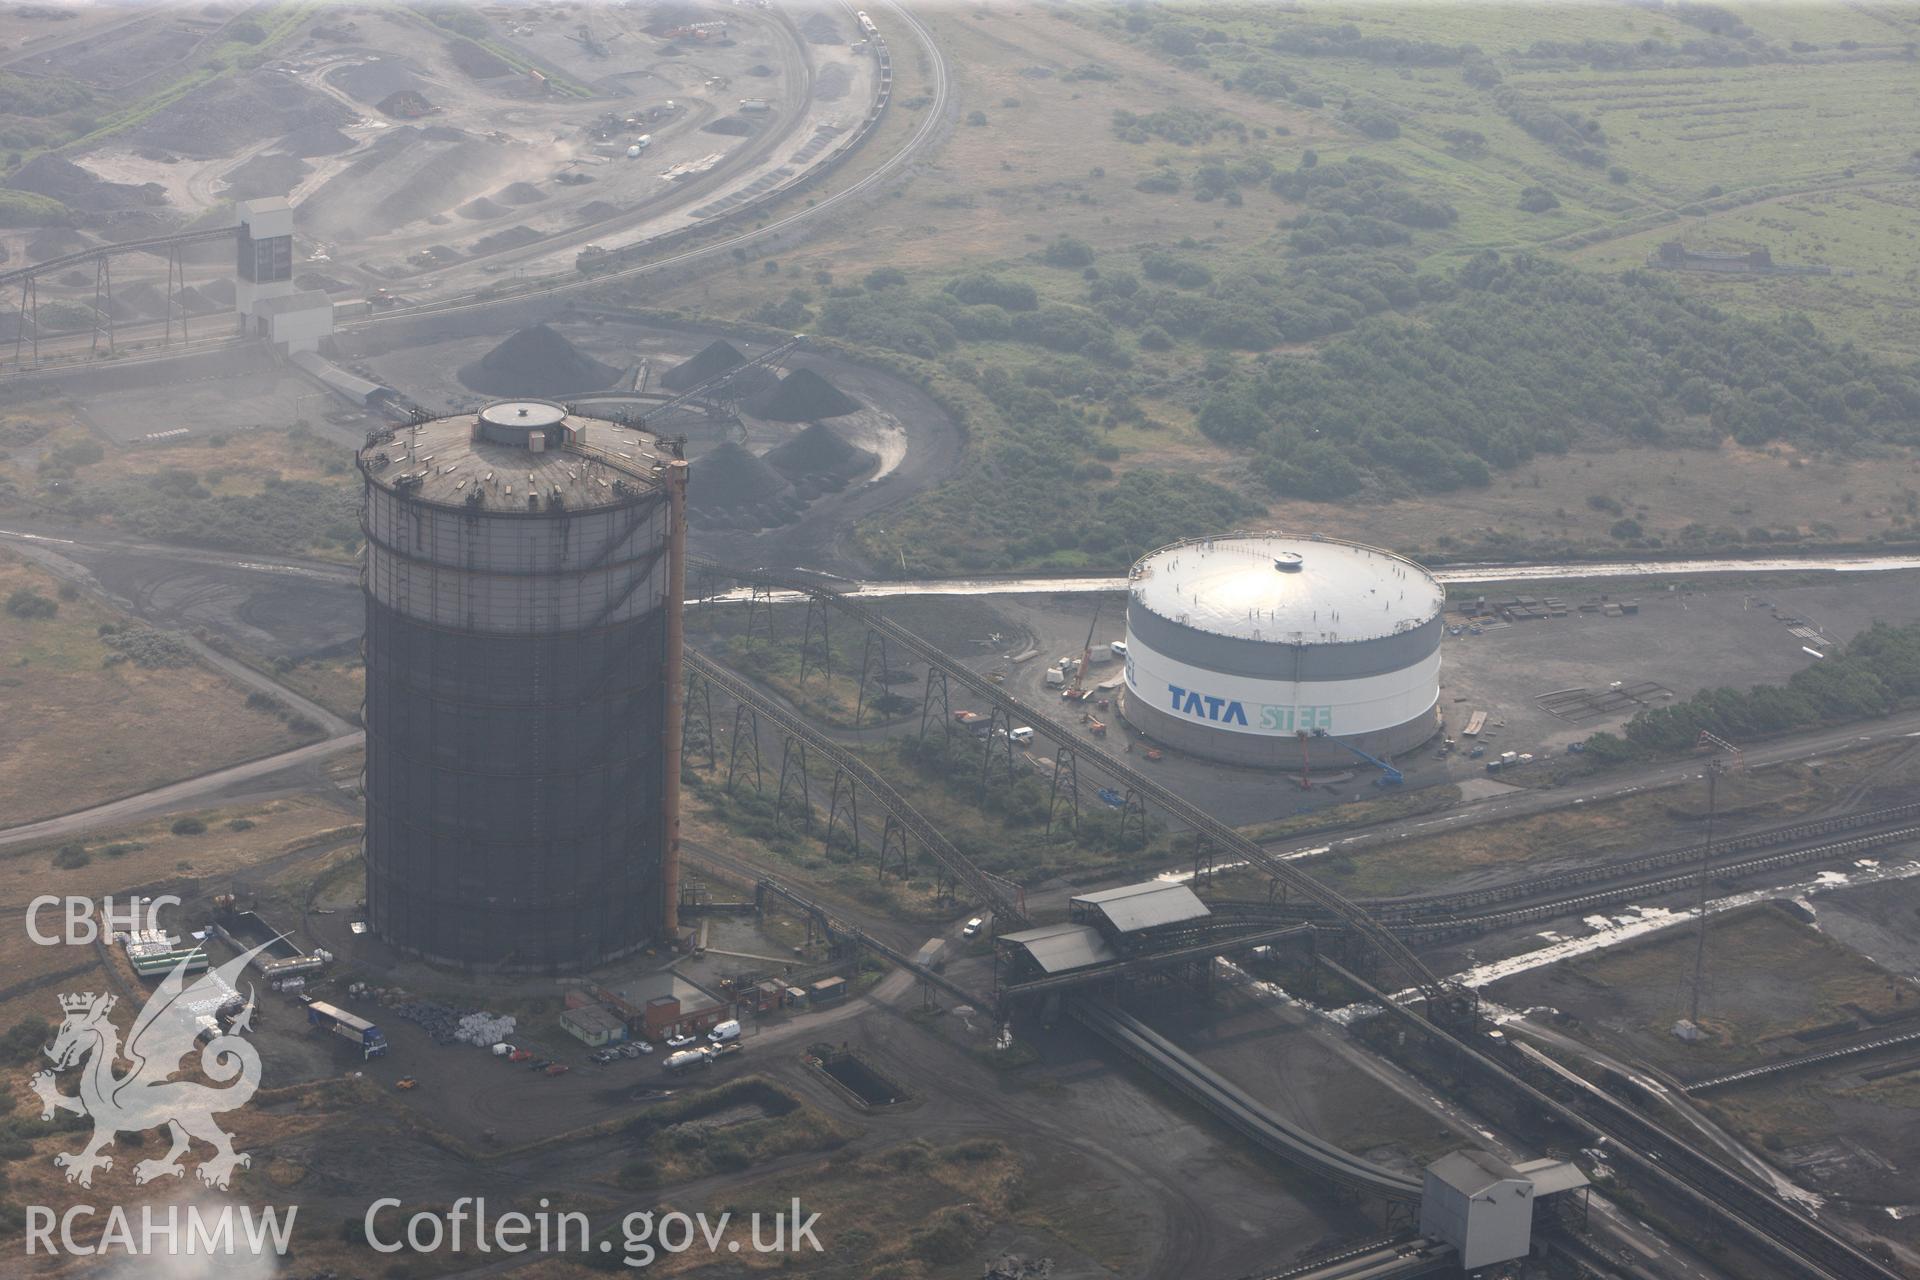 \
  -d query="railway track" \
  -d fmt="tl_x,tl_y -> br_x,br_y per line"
1405,821 -> 1920,941
339,0 -> 949,336
1329,957 -> 1904,1280
1370,801 -> 1920,916
1209,816 -> 1920,944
